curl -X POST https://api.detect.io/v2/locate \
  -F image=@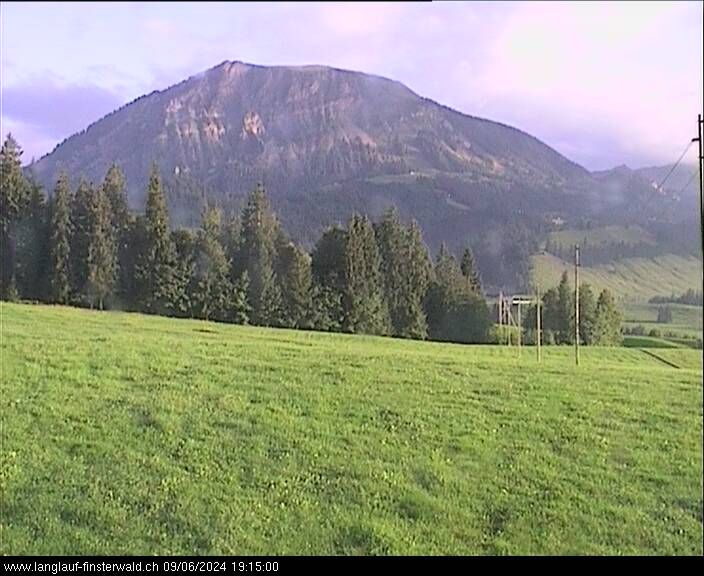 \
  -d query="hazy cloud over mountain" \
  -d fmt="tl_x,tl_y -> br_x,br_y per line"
2,1 -> 702,169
